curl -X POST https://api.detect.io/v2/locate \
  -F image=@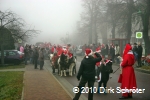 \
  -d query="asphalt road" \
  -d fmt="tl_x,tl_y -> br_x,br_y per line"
45,56 -> 150,100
